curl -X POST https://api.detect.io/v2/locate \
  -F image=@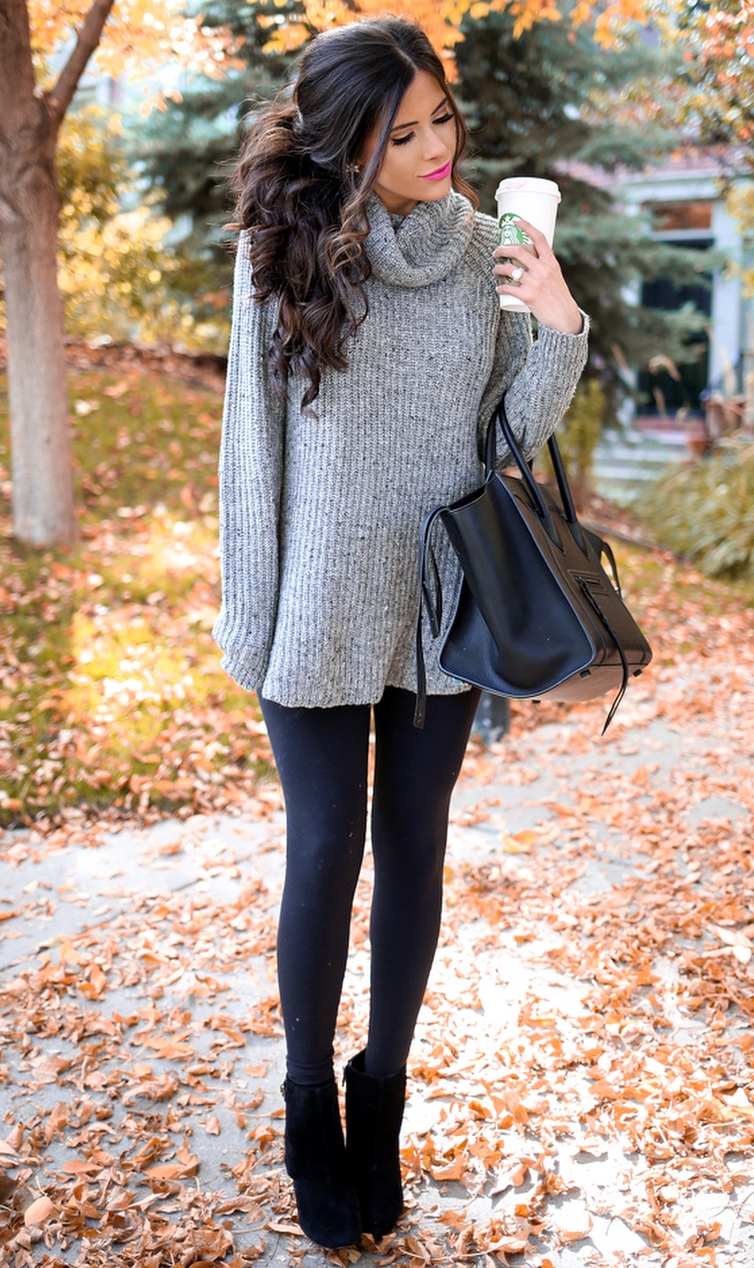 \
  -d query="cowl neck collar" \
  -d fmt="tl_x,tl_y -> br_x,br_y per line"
365,190 -> 474,289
